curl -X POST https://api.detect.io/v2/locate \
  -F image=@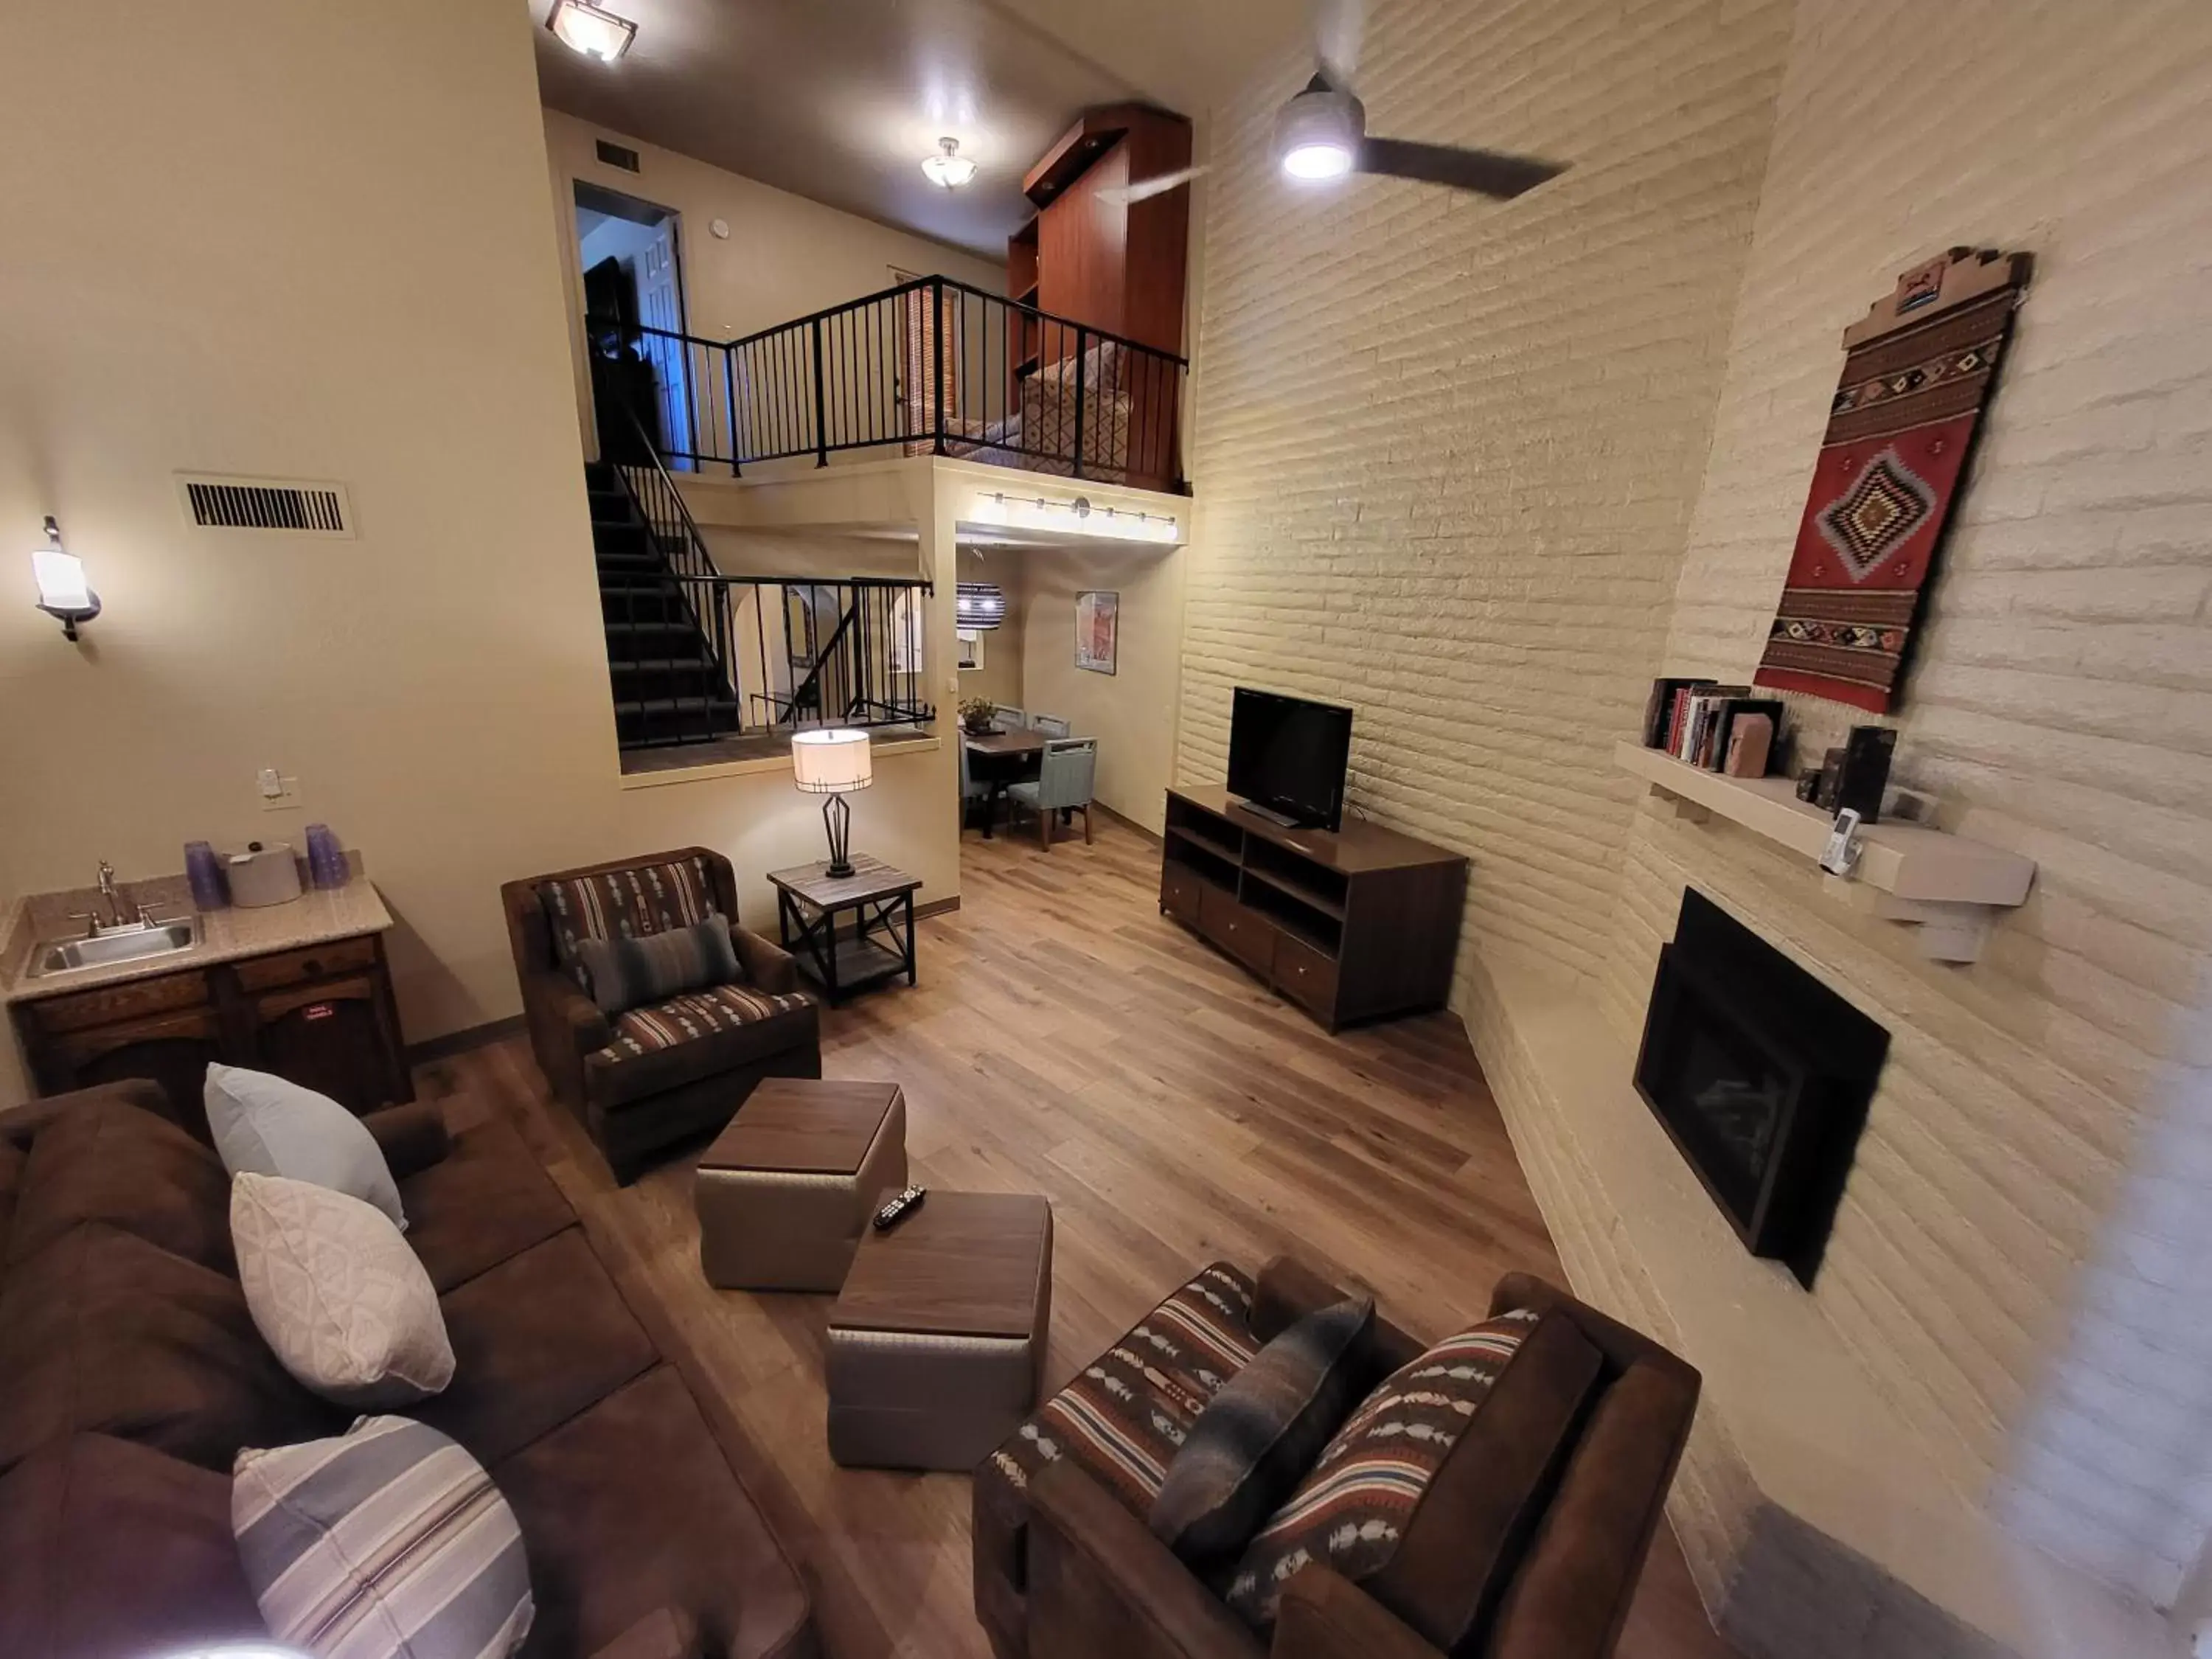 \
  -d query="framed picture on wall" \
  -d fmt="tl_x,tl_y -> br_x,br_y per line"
1075,590 -> 1119,675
